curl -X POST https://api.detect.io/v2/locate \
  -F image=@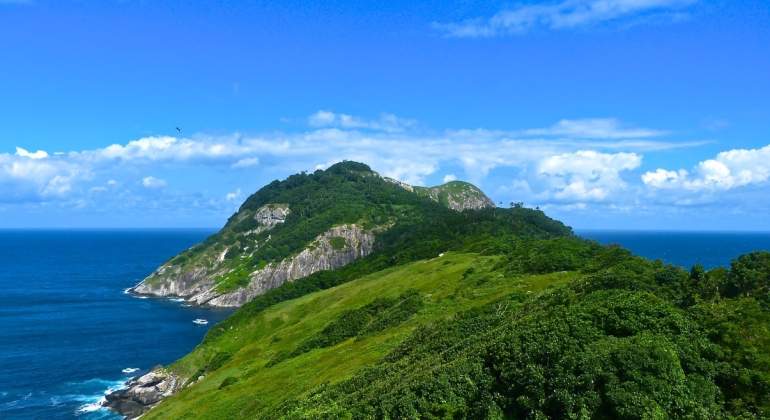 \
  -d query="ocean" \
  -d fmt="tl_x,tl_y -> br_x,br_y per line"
578,230 -> 770,269
2,229 -> 770,419
0,229 -> 231,419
